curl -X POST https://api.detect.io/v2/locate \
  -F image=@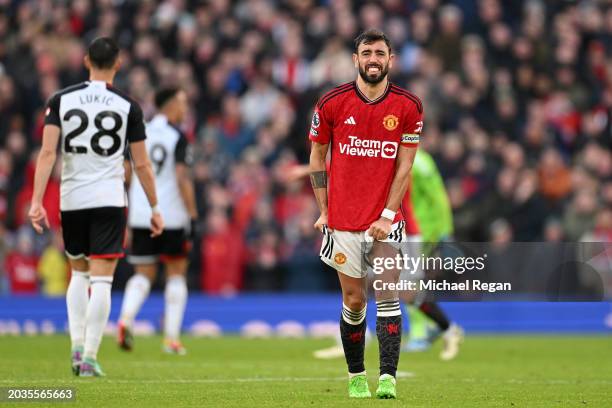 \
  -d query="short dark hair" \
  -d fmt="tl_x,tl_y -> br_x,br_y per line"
87,37 -> 119,69
154,87 -> 181,109
353,29 -> 392,53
